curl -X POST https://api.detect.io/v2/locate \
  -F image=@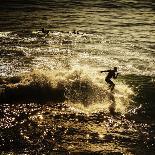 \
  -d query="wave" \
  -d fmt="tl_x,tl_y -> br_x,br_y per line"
0,69 -> 134,114
0,71 -> 65,103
